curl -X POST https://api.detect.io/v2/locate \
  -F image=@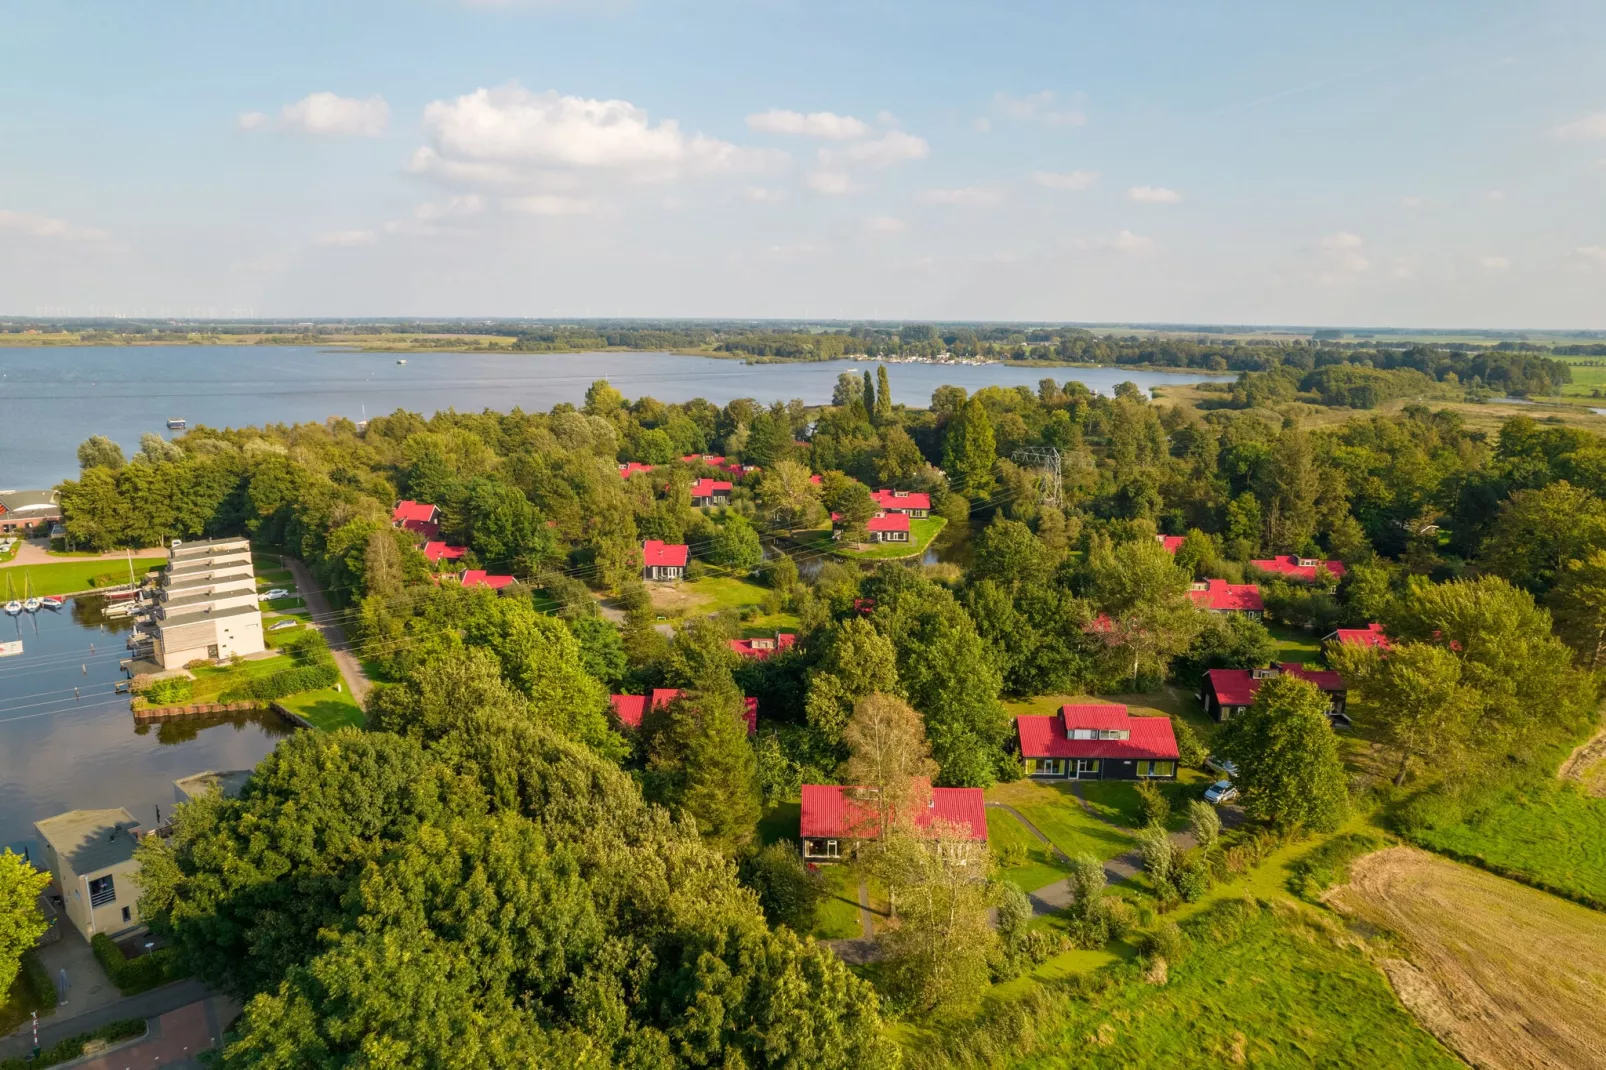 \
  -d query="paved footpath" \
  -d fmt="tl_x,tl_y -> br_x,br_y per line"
0,980 -> 214,1060
283,557 -> 372,708
75,996 -> 237,1070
